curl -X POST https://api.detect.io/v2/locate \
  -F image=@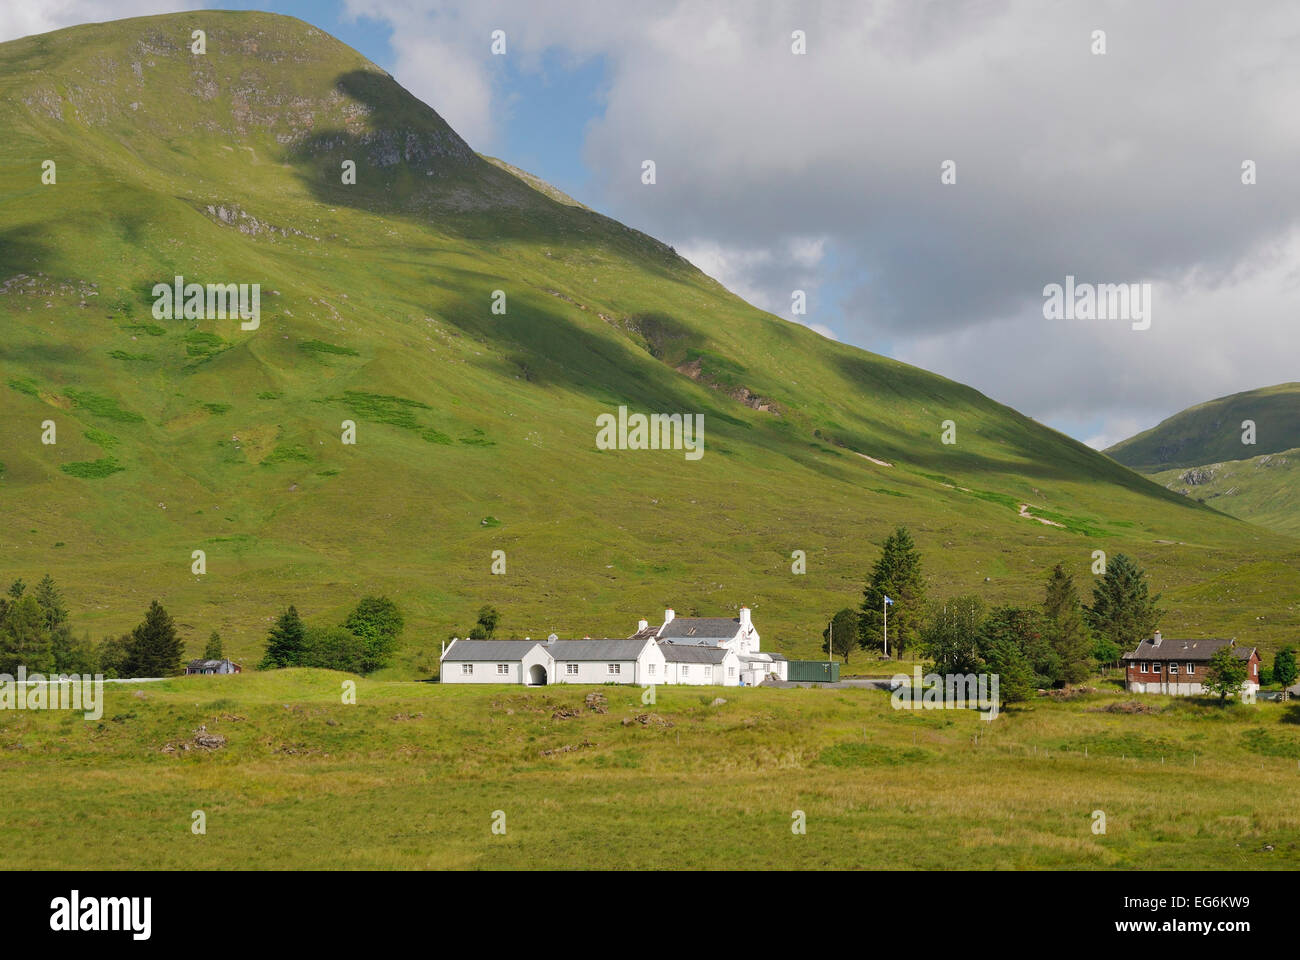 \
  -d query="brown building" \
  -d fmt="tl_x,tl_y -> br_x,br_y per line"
1121,631 -> 1259,696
